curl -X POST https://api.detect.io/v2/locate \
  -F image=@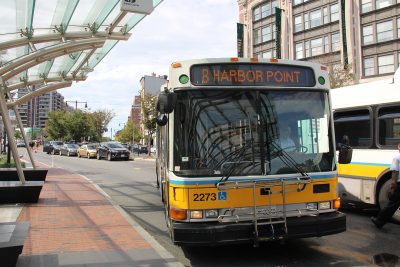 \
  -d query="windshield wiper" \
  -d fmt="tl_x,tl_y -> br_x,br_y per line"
217,143 -> 249,184
270,141 -> 310,180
